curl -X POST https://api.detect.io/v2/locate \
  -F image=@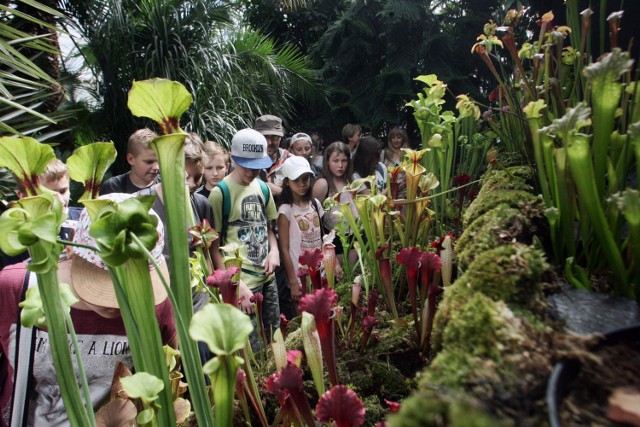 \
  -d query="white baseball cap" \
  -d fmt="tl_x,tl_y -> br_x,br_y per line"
281,156 -> 314,180
230,128 -> 274,169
